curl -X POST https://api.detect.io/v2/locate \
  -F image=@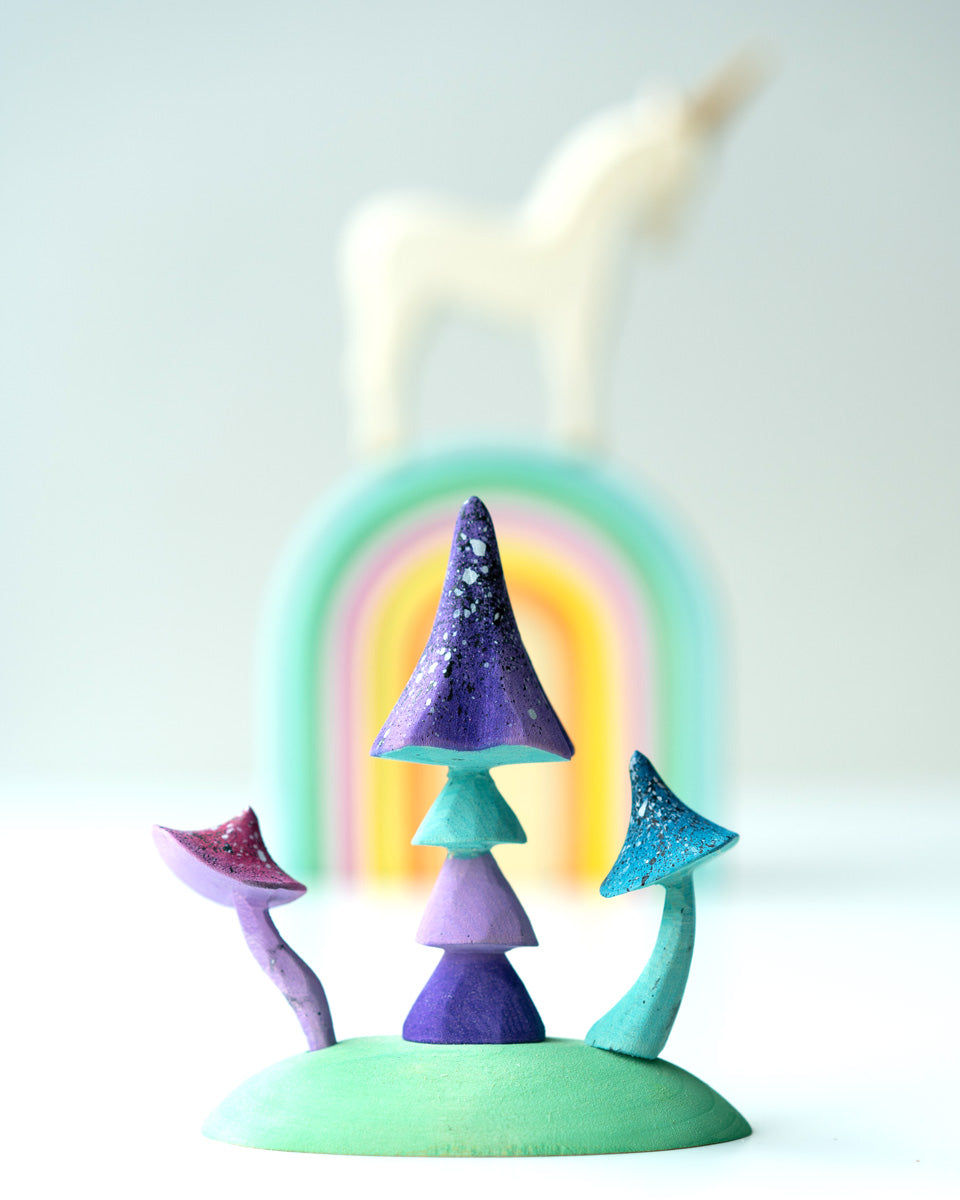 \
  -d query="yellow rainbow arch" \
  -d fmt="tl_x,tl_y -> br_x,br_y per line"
262,447 -> 722,886
339,527 -> 647,884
